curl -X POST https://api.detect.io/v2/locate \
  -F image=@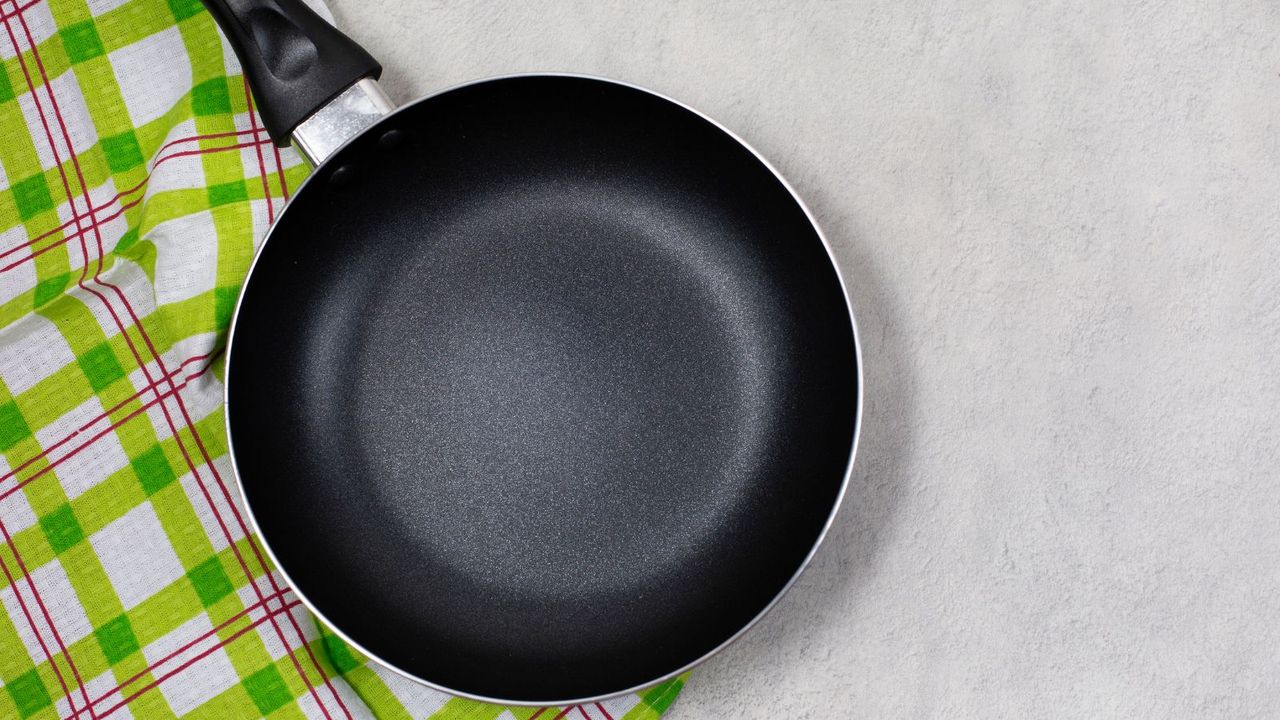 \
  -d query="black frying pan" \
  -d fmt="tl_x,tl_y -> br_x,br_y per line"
212,0 -> 862,705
